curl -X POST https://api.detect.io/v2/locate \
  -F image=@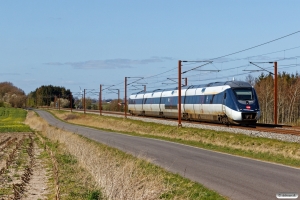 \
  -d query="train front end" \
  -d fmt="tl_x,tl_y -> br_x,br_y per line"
230,87 -> 261,125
